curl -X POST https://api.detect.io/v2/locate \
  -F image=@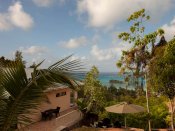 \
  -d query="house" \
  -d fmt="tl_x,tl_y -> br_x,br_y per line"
16,68 -> 82,130
25,68 -> 78,122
